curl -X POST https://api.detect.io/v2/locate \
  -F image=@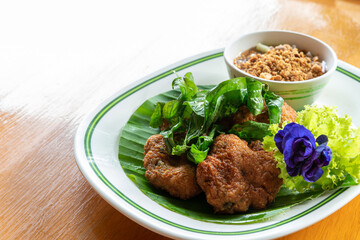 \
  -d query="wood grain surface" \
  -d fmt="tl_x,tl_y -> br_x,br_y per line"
1,0 -> 359,239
